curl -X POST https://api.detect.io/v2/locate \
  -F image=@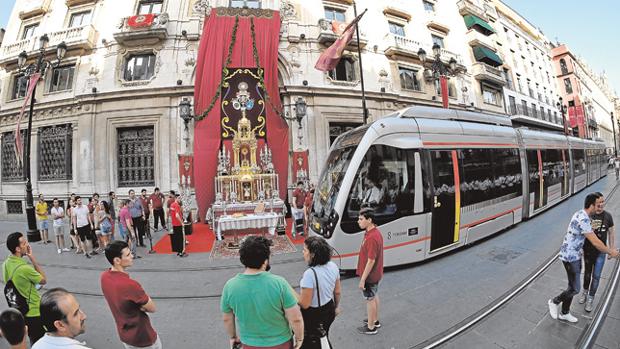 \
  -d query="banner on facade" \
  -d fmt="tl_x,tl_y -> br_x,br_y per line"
292,150 -> 309,183
127,14 -> 156,28
440,76 -> 449,109
220,68 -> 266,140
315,10 -> 367,72
179,155 -> 194,188
193,8 -> 287,219
15,73 -> 41,167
